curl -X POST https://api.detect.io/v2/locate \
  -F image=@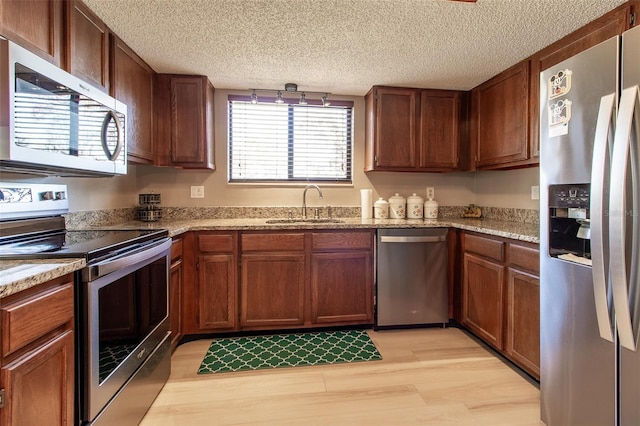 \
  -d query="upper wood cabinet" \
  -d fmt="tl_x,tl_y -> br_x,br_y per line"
365,86 -> 418,169
365,86 -> 464,172
110,35 -> 155,164
419,90 -> 461,169
66,0 -> 110,91
154,74 -> 216,170
471,59 -> 533,170
528,3 -> 633,162
0,0 -> 64,66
